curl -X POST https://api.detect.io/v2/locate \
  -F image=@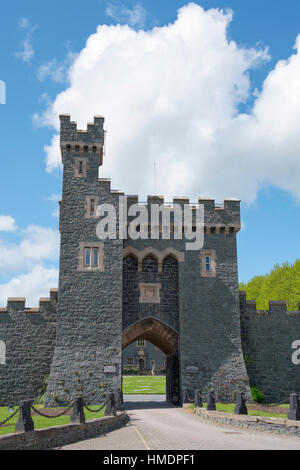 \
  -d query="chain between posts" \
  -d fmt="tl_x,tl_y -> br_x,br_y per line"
0,407 -> 20,426
82,399 -> 108,413
30,404 -> 73,418
252,400 -> 290,407
186,390 -> 194,403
